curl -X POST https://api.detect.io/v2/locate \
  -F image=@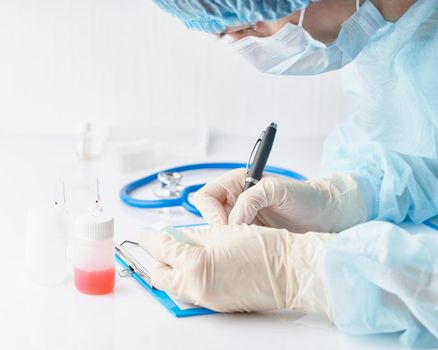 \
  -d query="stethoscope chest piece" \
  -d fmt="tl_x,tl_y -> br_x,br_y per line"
154,171 -> 185,198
